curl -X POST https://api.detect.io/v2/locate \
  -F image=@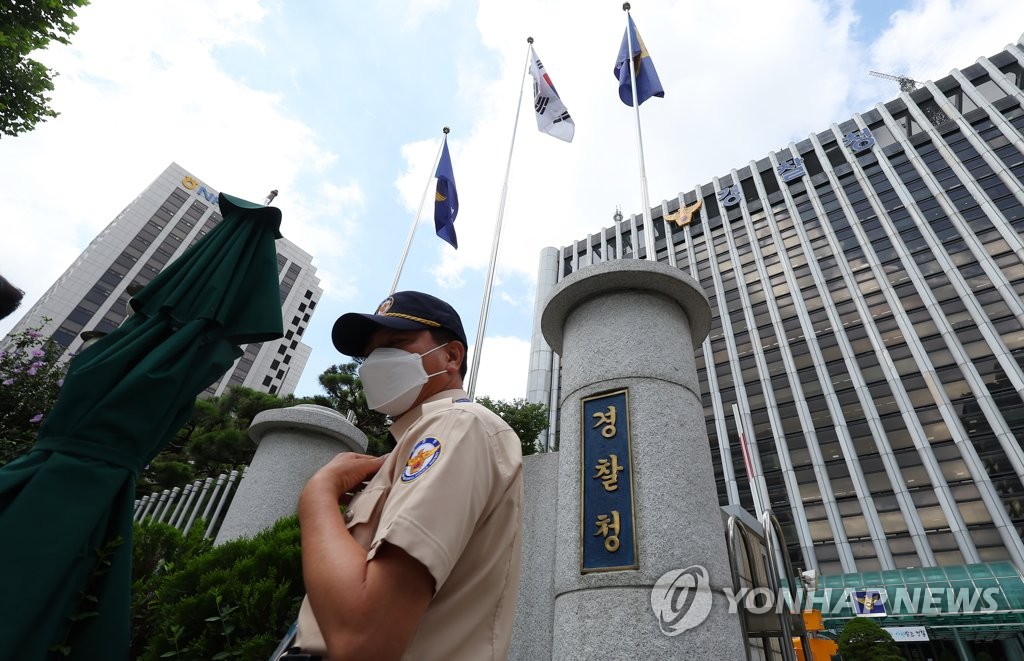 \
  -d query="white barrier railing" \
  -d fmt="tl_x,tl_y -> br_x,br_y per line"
133,468 -> 245,539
